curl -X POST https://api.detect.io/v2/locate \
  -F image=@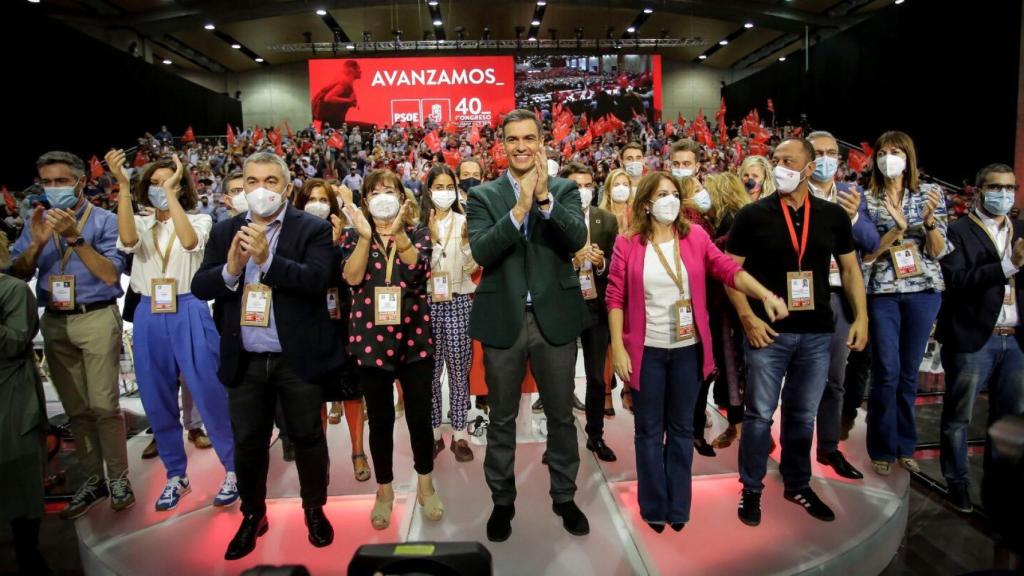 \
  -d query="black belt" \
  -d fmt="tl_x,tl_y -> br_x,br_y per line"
47,299 -> 116,315
246,351 -> 283,358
